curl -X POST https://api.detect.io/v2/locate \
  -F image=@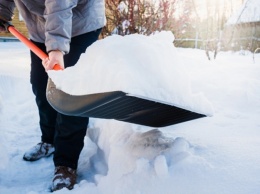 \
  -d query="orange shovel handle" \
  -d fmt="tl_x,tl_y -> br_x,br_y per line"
8,26 -> 63,71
